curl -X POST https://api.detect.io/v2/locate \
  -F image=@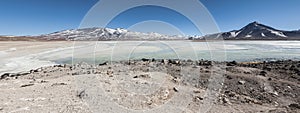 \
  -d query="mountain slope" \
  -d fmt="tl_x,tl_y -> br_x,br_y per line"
40,28 -> 185,41
201,22 -> 300,40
